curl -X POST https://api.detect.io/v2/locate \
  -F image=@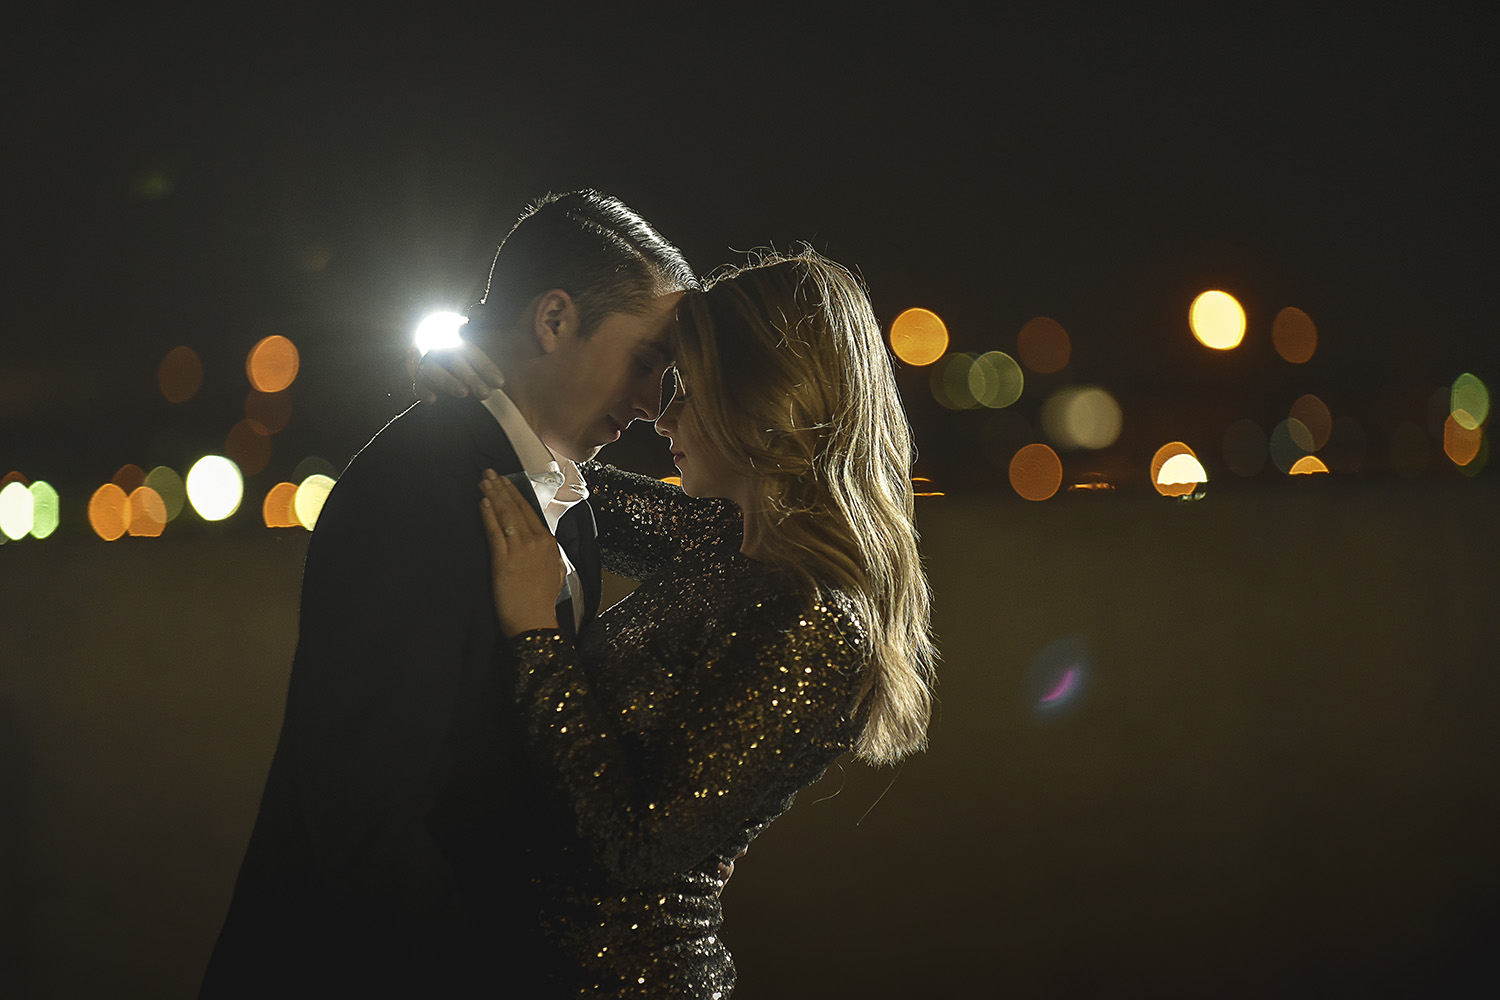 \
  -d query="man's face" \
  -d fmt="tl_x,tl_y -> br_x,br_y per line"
533,290 -> 685,462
